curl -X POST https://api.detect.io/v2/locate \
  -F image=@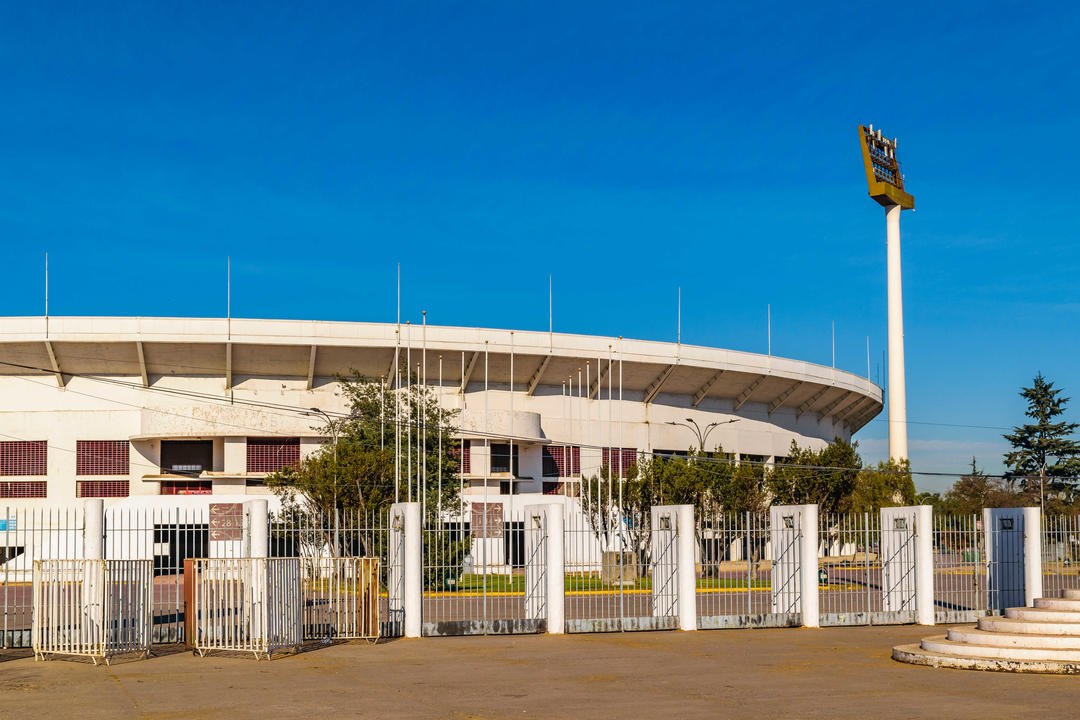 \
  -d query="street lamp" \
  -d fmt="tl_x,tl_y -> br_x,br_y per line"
665,417 -> 739,454
308,407 -> 341,555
